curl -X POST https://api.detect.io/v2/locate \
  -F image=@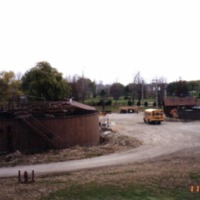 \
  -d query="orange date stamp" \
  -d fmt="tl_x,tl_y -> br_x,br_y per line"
189,185 -> 200,192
